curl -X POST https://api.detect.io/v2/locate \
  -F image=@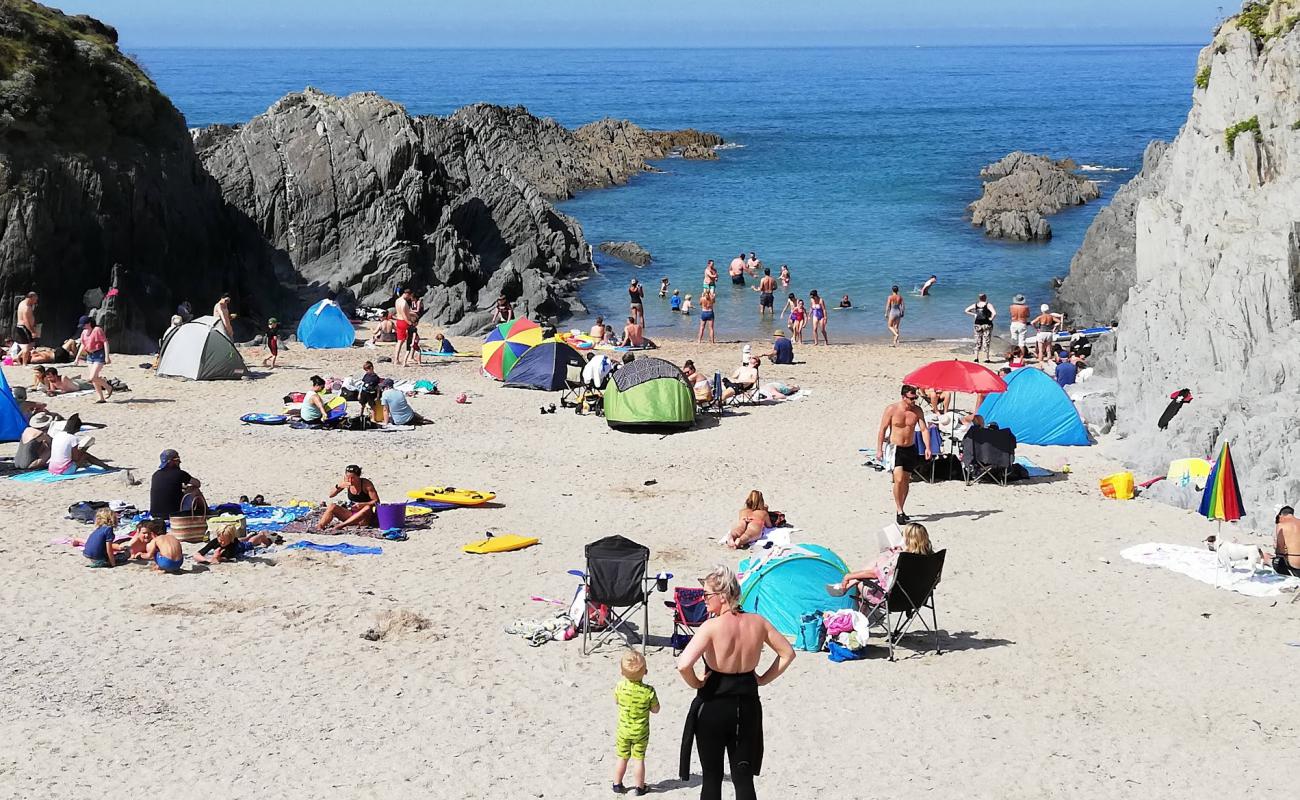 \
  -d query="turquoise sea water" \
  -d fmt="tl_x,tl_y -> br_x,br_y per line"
138,46 -> 1199,340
